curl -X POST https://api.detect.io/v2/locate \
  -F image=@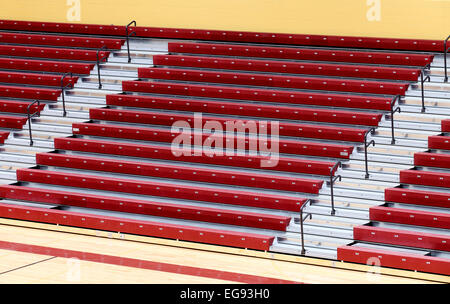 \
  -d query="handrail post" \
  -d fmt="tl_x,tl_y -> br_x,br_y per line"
60,72 -> 74,117
364,128 -> 376,179
420,64 -> 431,113
299,199 -> 312,255
390,95 -> 401,145
96,46 -> 108,89
444,35 -> 450,83
329,161 -> 342,216
27,100 -> 41,146
126,21 -> 137,63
